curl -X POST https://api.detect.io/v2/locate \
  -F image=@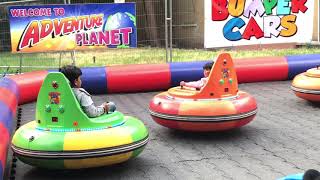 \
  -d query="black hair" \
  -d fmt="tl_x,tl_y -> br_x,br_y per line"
203,62 -> 214,70
303,169 -> 320,180
59,65 -> 82,88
